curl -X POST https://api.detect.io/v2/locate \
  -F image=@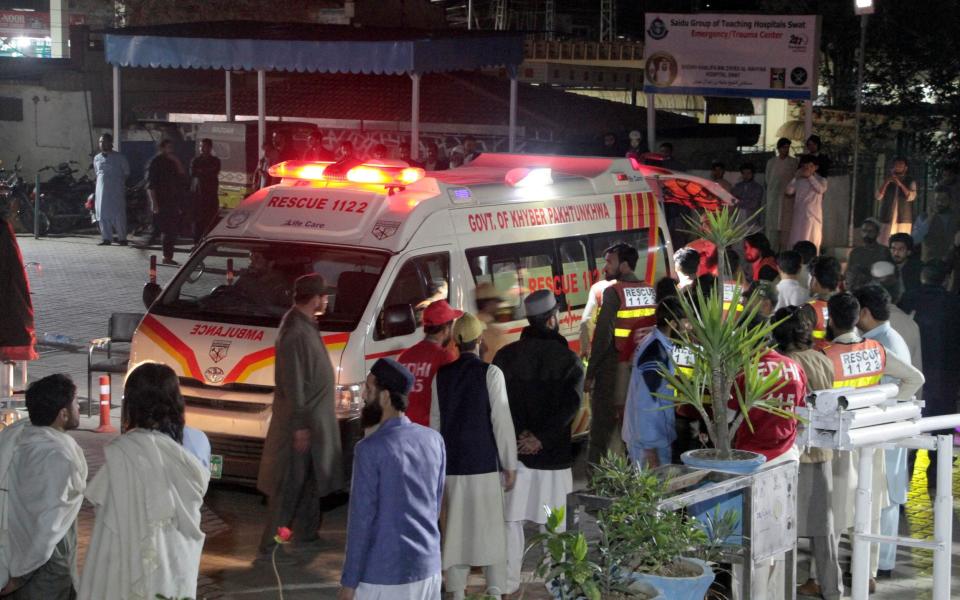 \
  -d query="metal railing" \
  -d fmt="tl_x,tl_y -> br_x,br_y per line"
524,38 -> 644,62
